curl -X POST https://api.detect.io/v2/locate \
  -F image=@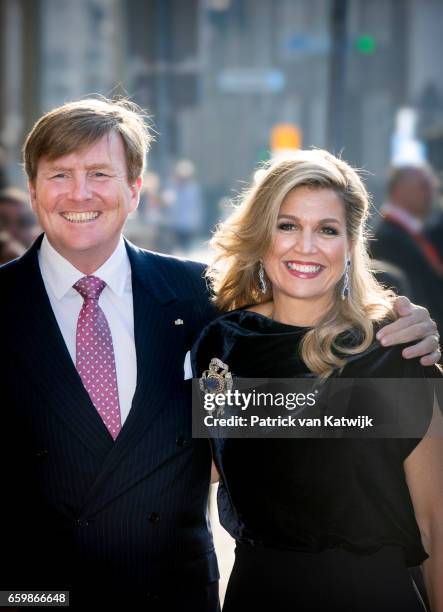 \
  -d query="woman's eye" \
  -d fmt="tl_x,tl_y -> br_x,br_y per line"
320,226 -> 339,236
278,222 -> 297,231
